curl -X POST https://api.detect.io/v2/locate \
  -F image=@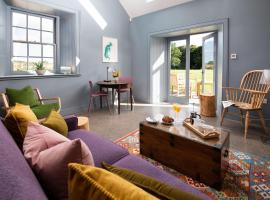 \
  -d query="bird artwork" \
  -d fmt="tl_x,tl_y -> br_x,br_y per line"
103,37 -> 118,63
104,42 -> 112,60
